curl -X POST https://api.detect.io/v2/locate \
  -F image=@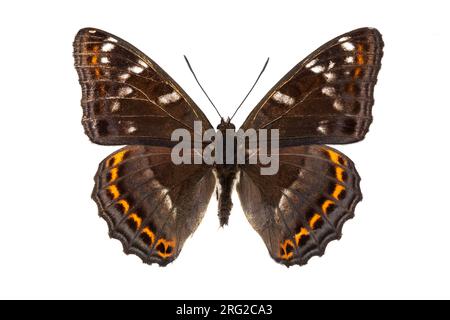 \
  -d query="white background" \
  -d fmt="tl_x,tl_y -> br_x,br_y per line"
1,0 -> 449,299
